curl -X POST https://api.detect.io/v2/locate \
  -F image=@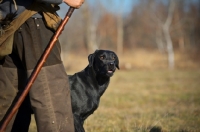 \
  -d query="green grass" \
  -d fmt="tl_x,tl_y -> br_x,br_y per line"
29,69 -> 200,132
